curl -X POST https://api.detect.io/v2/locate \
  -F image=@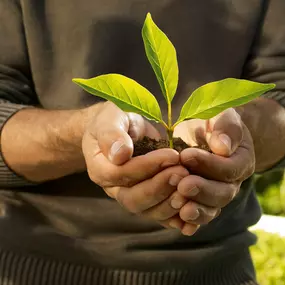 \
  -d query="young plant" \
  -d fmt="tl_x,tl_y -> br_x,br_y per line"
73,13 -> 275,149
